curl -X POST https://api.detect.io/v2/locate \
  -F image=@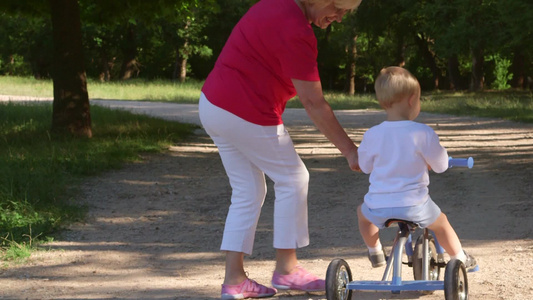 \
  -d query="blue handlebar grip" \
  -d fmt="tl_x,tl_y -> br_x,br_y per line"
448,157 -> 474,169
